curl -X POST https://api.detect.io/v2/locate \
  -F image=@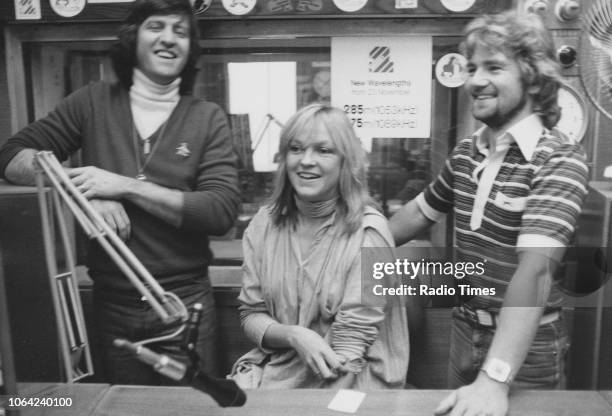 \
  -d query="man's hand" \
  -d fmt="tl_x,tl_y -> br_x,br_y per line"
287,326 -> 346,380
434,374 -> 509,416
68,166 -> 133,200
90,199 -> 131,241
